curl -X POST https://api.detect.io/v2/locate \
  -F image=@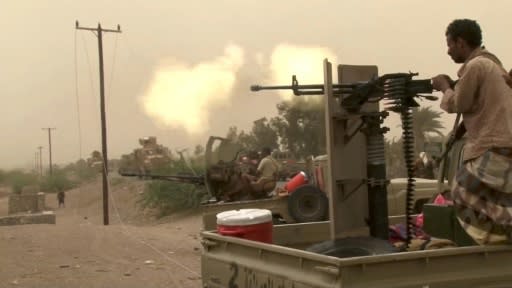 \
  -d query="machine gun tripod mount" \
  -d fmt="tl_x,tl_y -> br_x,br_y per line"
251,62 -> 437,247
